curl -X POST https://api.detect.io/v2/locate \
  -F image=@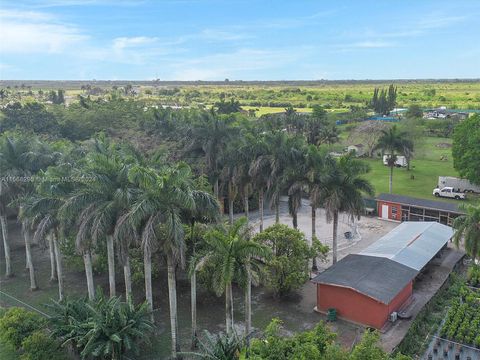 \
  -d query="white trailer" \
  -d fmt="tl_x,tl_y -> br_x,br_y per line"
383,155 -> 407,168
438,176 -> 480,193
